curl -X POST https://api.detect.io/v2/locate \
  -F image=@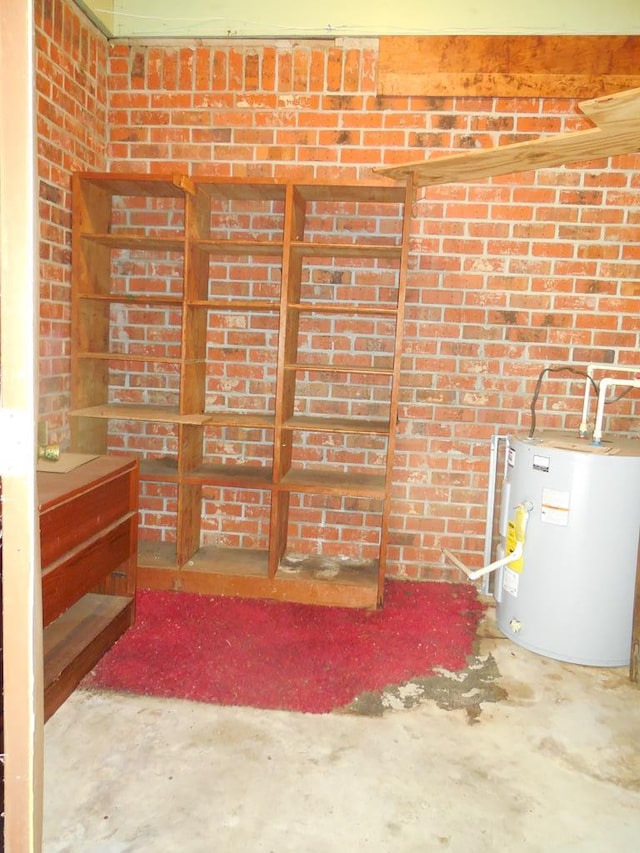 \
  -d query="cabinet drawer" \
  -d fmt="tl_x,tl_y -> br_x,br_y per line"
42,514 -> 134,627
40,469 -> 134,567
